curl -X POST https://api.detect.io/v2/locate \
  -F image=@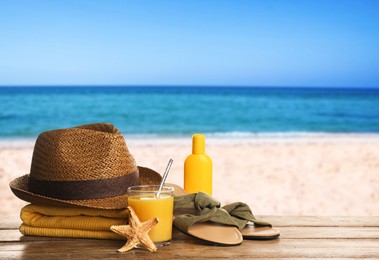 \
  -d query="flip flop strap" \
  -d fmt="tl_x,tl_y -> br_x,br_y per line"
222,202 -> 272,228
173,207 -> 217,233
174,192 -> 271,231
174,192 -> 220,211
174,193 -> 240,232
